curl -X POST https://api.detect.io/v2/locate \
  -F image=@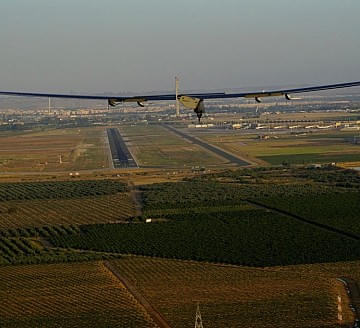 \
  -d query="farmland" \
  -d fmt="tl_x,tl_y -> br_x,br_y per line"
0,180 -> 135,229
50,210 -> 360,266
196,130 -> 360,165
0,233 -> 115,266
0,127 -> 109,172
47,167 -> 360,267
109,256 -> 355,328
119,124 -> 227,167
0,261 -> 157,327
1,166 -> 360,326
1,166 -> 360,268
